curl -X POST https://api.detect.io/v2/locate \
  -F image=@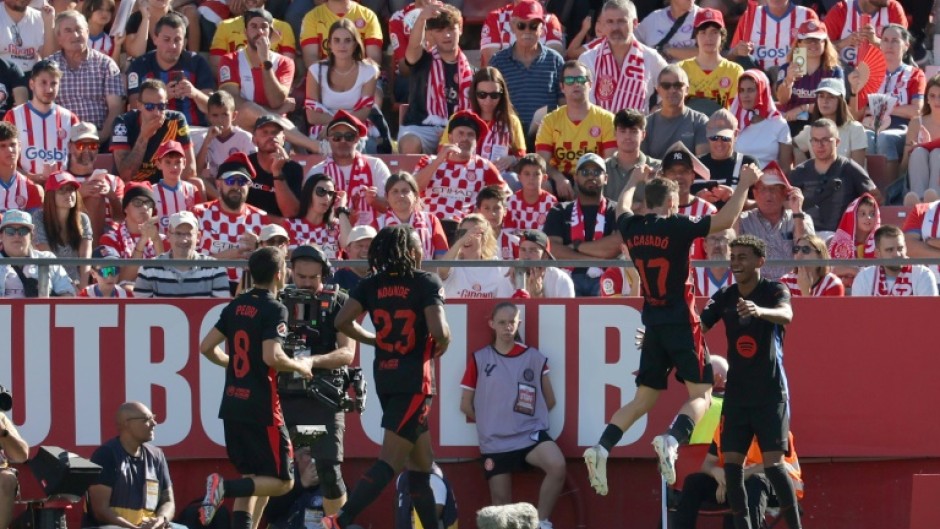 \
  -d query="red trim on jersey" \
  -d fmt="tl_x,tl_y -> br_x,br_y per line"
266,424 -> 282,475
397,393 -> 427,433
